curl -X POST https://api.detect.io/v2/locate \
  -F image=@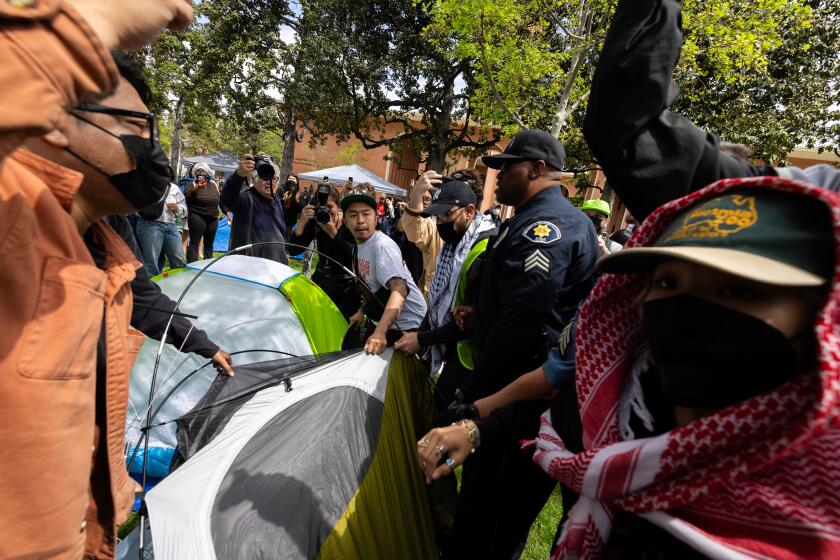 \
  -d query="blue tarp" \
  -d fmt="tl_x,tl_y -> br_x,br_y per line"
213,217 -> 230,253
